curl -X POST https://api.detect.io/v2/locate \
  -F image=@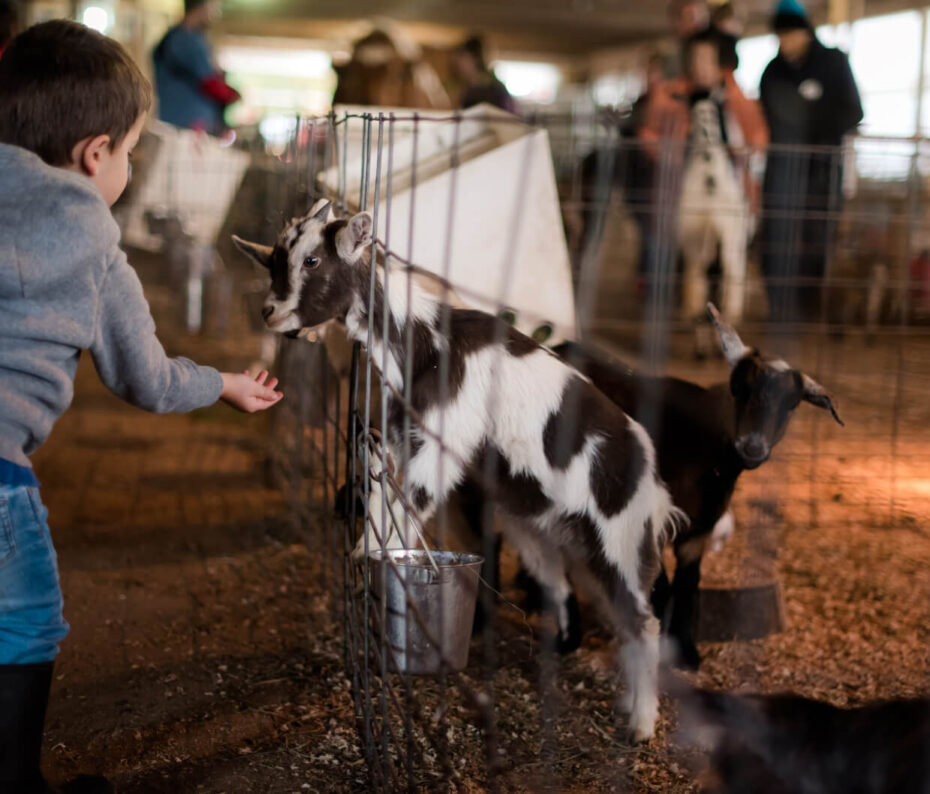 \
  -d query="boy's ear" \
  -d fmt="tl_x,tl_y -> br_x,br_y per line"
231,235 -> 274,269
336,211 -> 373,263
72,134 -> 111,177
